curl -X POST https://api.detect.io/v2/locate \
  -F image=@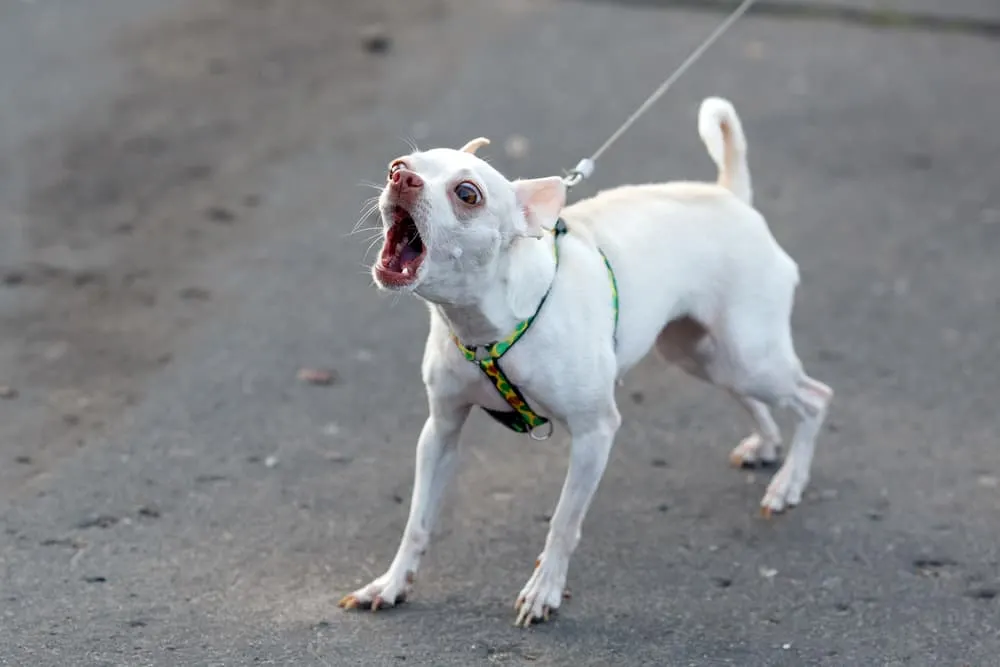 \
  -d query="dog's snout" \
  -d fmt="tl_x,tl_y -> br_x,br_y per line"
391,168 -> 424,192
